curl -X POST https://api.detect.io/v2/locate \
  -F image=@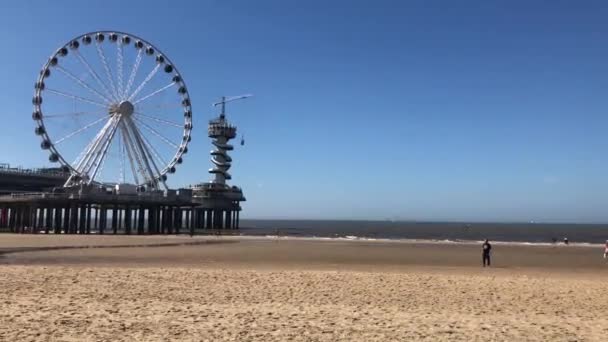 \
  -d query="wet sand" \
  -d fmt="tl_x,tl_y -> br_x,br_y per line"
1,234 -> 607,341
